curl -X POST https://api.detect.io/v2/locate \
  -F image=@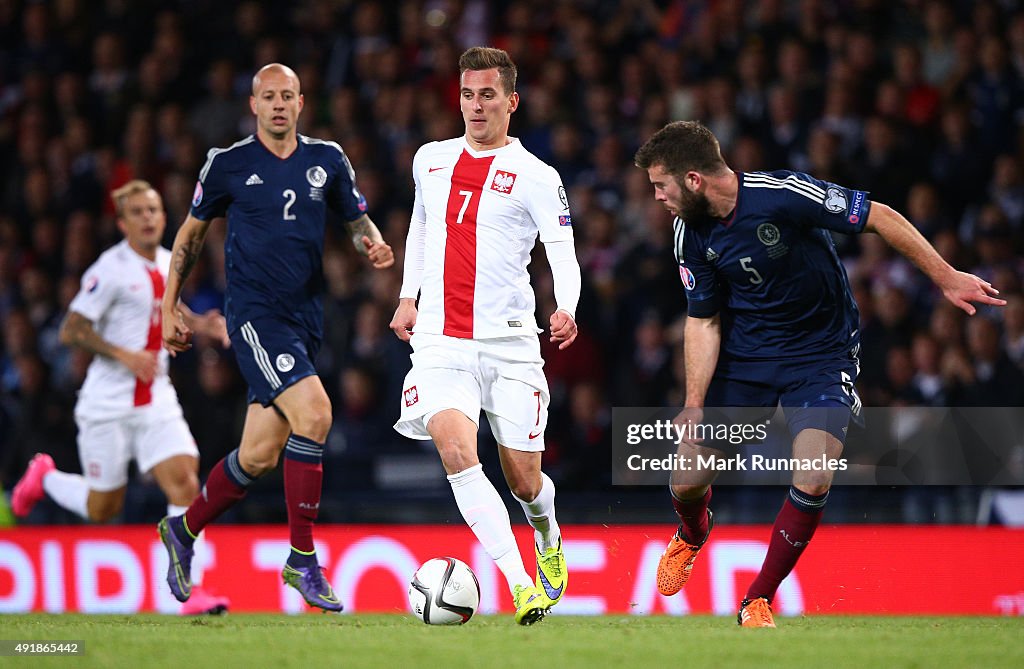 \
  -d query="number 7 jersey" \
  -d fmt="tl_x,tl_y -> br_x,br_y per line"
409,137 -> 574,339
